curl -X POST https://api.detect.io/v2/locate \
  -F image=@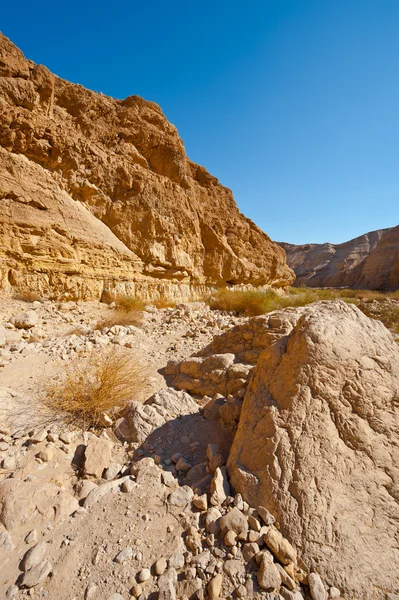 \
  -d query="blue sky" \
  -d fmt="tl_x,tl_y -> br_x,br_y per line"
1,0 -> 398,244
